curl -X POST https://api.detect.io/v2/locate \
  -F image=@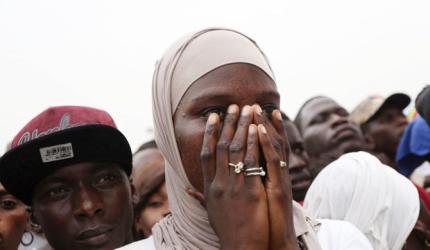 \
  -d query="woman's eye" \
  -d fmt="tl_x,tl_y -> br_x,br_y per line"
0,199 -> 18,210
147,201 -> 163,208
202,107 -> 226,120
261,104 -> 277,114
